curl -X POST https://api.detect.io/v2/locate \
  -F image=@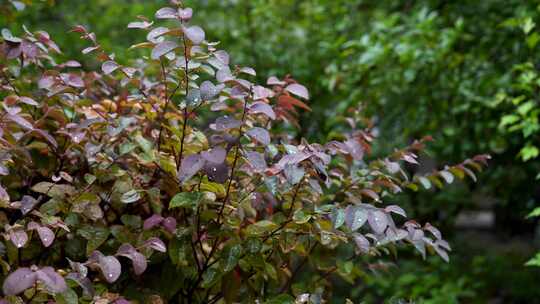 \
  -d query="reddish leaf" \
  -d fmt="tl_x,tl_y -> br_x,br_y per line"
278,95 -> 311,111
249,102 -> 276,120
